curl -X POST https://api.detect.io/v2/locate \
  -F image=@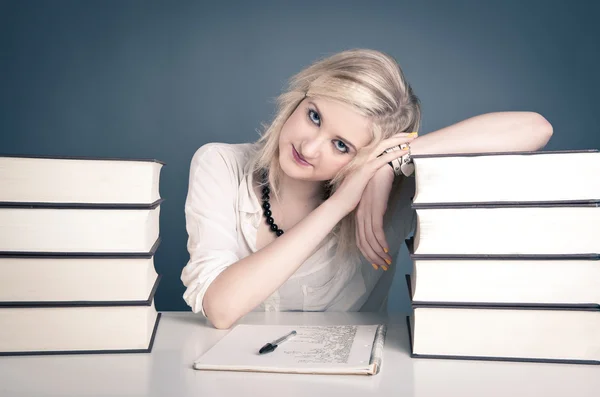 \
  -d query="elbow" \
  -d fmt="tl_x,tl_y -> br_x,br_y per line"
207,312 -> 237,330
209,317 -> 236,330
527,112 -> 553,150
202,292 -> 241,330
